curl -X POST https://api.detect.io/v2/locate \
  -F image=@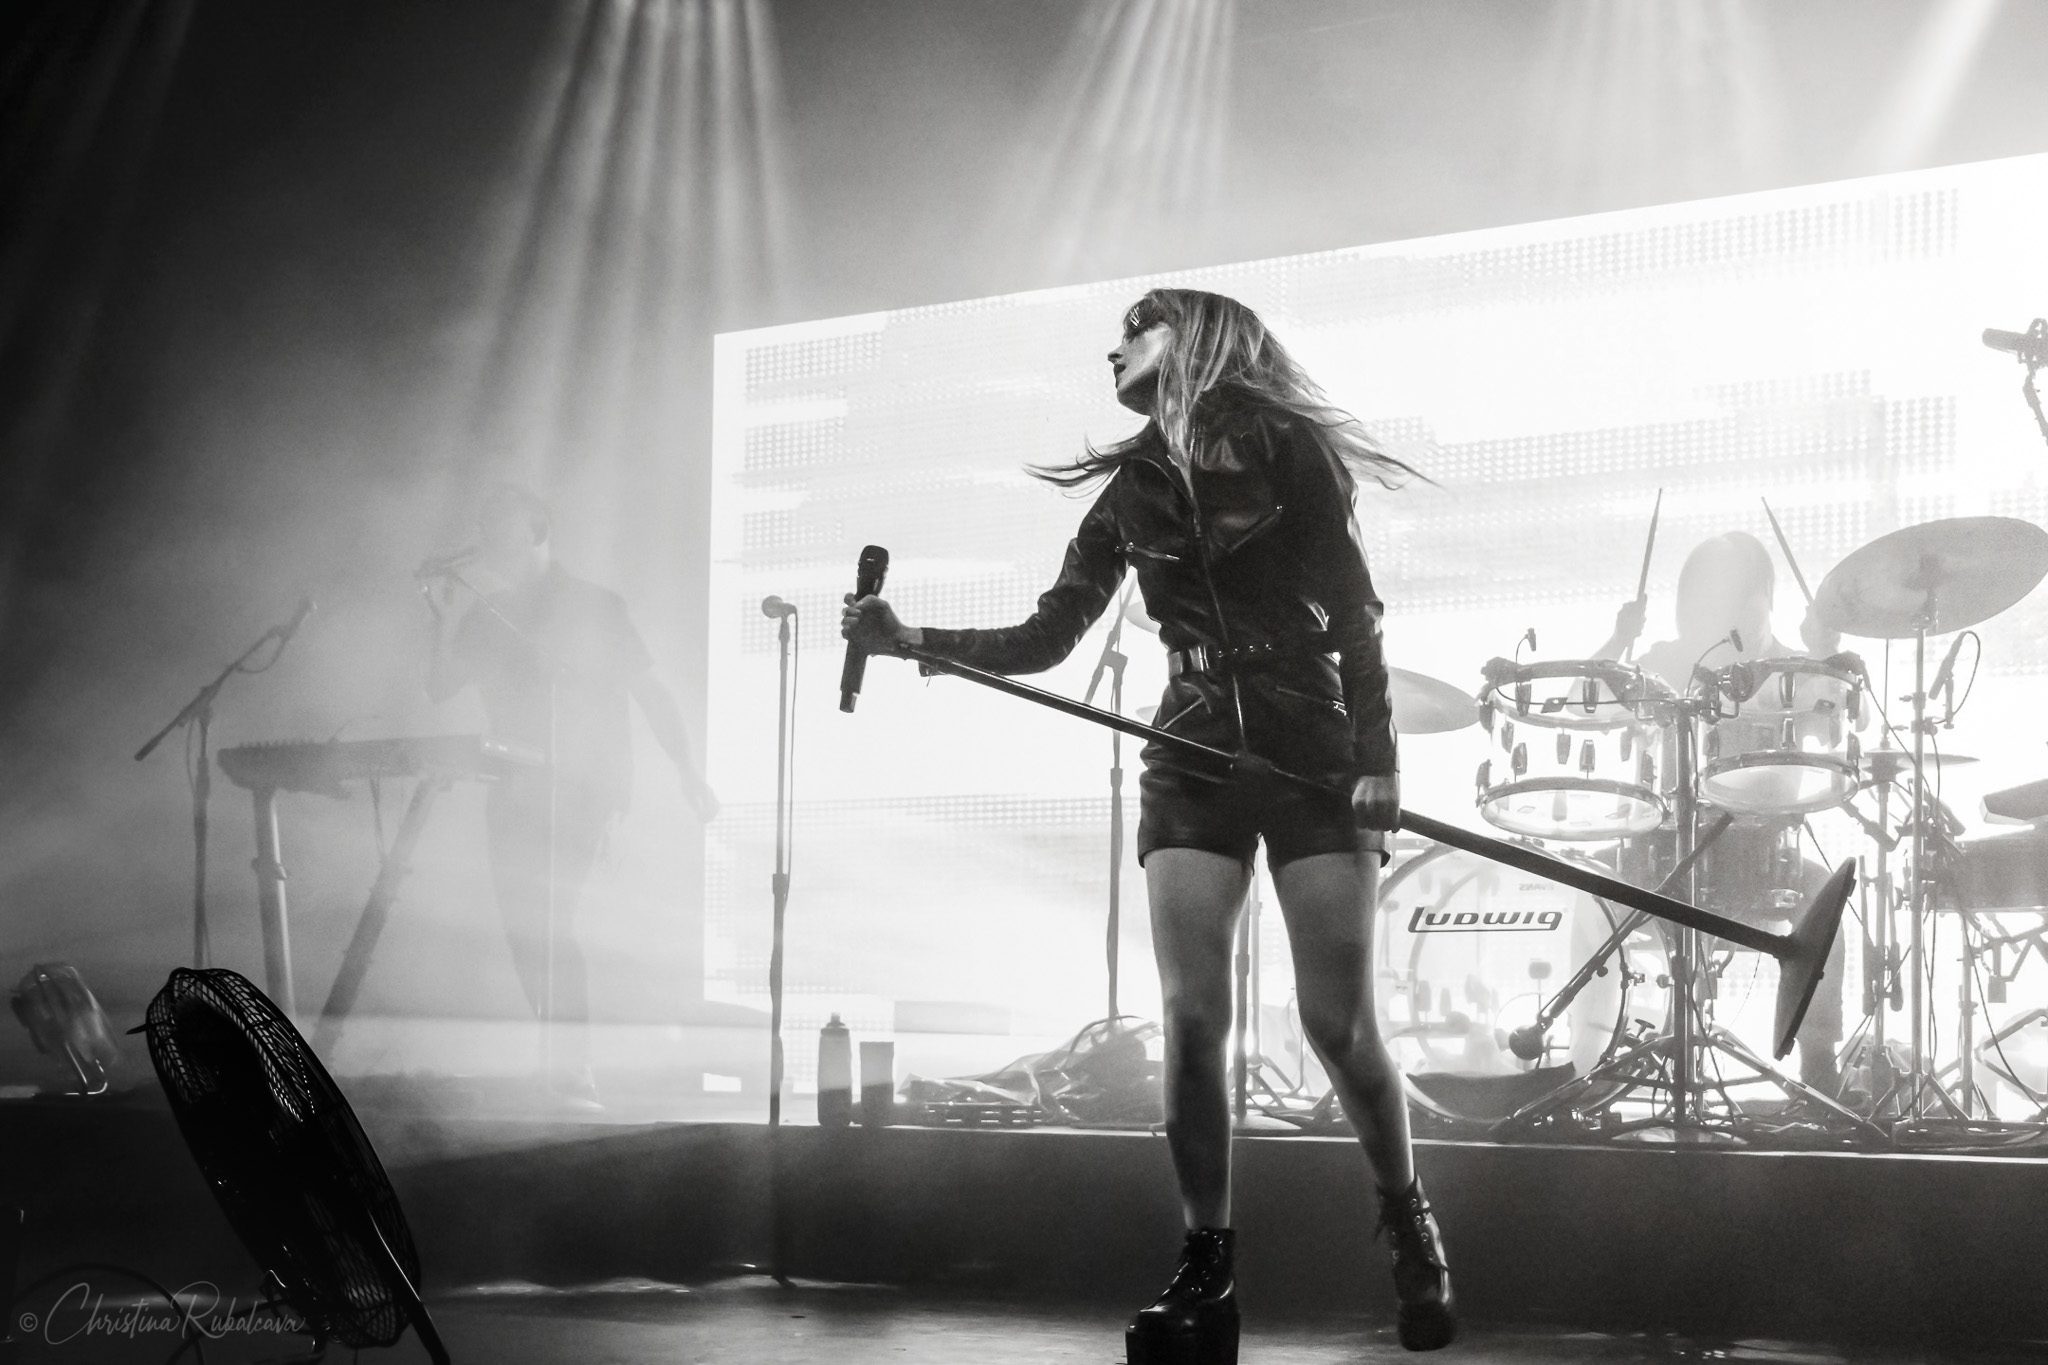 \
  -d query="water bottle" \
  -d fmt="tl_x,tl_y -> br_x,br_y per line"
817,1014 -> 852,1127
